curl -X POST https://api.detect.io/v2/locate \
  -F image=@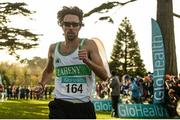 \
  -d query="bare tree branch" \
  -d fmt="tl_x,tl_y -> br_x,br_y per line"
84,0 -> 137,17
173,13 -> 180,18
